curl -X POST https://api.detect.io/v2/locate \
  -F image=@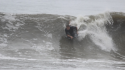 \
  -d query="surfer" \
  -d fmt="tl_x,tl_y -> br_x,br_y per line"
65,25 -> 78,39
